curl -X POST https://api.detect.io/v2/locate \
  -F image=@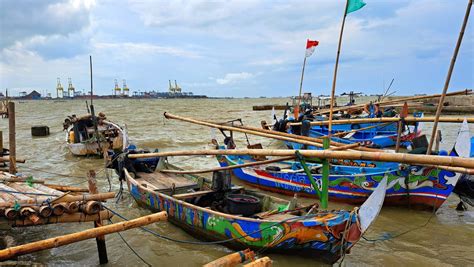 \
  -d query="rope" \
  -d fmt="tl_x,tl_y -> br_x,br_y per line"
337,209 -> 357,266
109,219 -> 152,267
